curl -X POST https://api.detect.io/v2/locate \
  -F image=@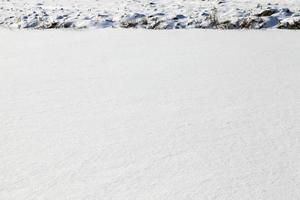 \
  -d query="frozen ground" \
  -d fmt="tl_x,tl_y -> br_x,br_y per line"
0,30 -> 300,199
1,0 -> 300,29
